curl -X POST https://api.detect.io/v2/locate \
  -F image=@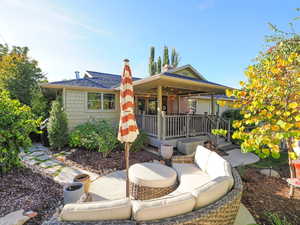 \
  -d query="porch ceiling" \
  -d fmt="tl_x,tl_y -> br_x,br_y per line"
132,74 -> 230,95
